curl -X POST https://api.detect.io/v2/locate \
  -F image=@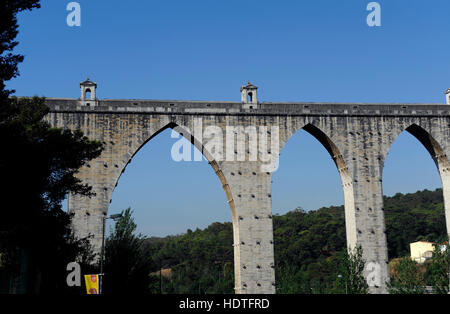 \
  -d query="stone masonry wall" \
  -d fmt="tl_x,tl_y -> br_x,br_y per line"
45,99 -> 450,294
